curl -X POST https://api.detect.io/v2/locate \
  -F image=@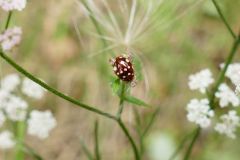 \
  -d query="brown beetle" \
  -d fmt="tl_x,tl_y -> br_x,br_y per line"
110,54 -> 135,82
